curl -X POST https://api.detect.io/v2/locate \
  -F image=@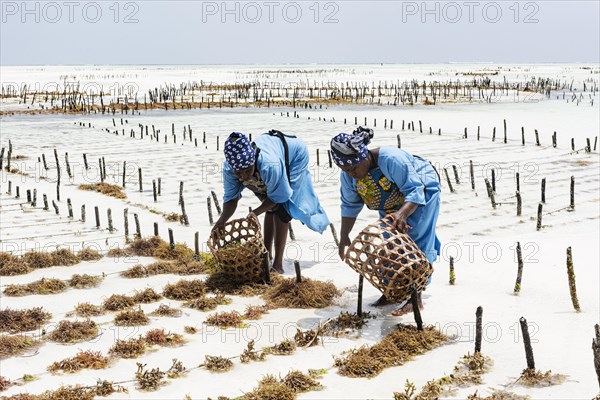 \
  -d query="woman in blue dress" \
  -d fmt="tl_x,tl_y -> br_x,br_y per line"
213,130 -> 330,273
332,127 -> 441,316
